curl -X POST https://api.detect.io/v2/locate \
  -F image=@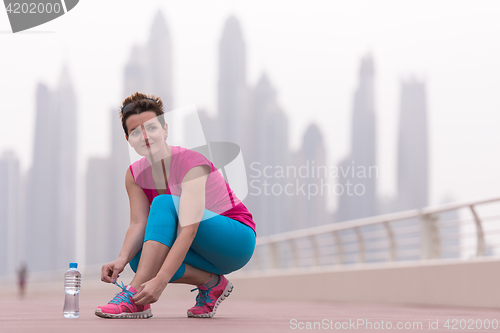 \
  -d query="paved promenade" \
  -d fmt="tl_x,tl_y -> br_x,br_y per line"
1,280 -> 499,333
